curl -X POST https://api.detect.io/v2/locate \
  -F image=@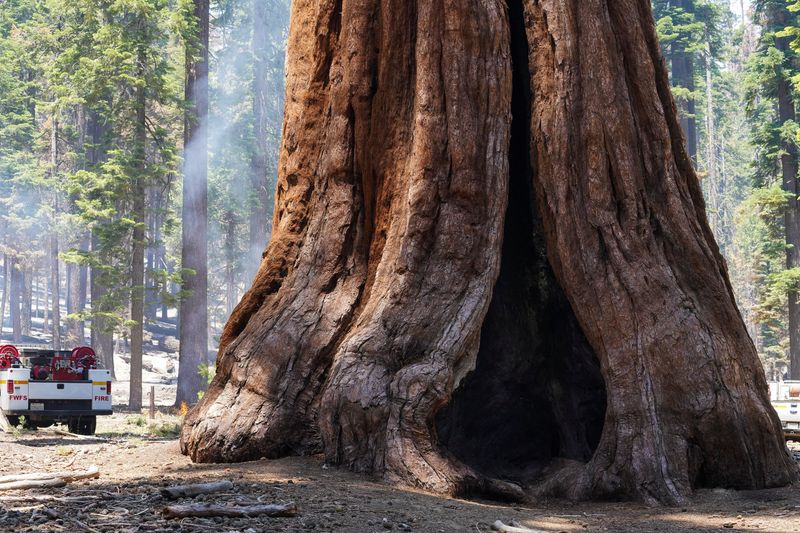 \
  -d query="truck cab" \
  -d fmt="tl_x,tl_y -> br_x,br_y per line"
0,345 -> 112,435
